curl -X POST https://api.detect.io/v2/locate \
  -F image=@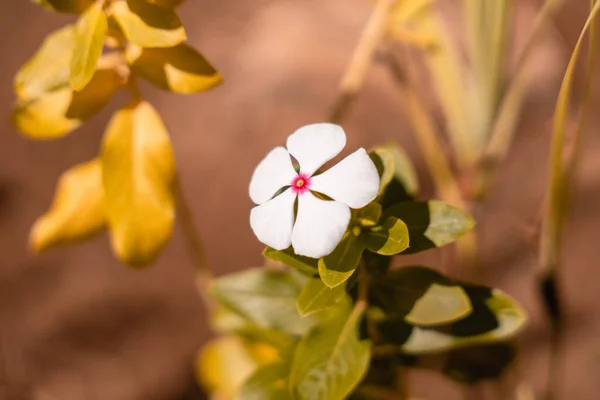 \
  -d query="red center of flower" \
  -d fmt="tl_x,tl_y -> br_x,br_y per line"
291,174 -> 311,195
